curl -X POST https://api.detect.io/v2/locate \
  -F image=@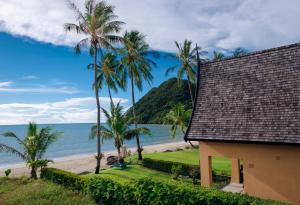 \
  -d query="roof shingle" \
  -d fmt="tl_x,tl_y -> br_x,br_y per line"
185,43 -> 300,145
